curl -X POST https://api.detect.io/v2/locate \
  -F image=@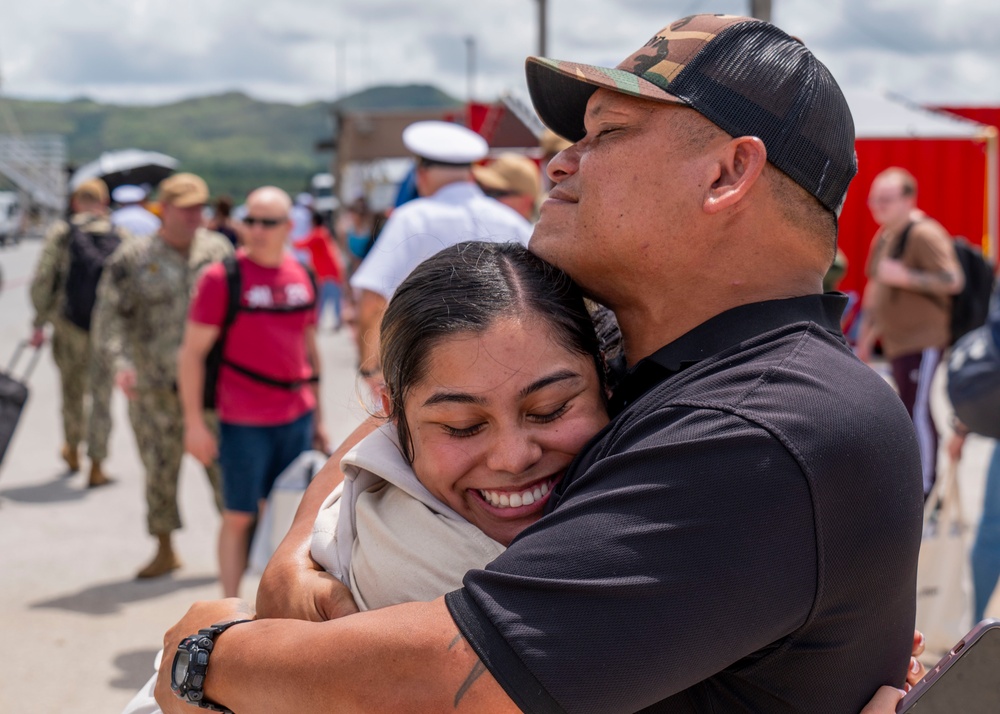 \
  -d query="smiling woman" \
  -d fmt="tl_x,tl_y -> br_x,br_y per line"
309,240 -> 612,610
122,240 -> 614,712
